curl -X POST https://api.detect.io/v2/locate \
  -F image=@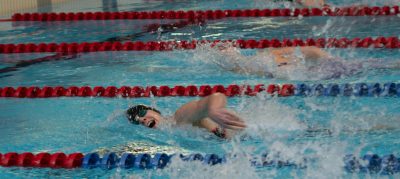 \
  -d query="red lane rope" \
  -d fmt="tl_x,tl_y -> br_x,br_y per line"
0,36 -> 399,54
0,152 -> 83,168
0,20 -> 197,73
10,6 -> 400,21
0,84 -> 290,98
